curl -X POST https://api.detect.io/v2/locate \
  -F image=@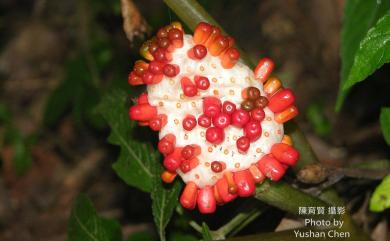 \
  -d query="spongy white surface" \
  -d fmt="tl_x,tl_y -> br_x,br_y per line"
147,35 -> 283,188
